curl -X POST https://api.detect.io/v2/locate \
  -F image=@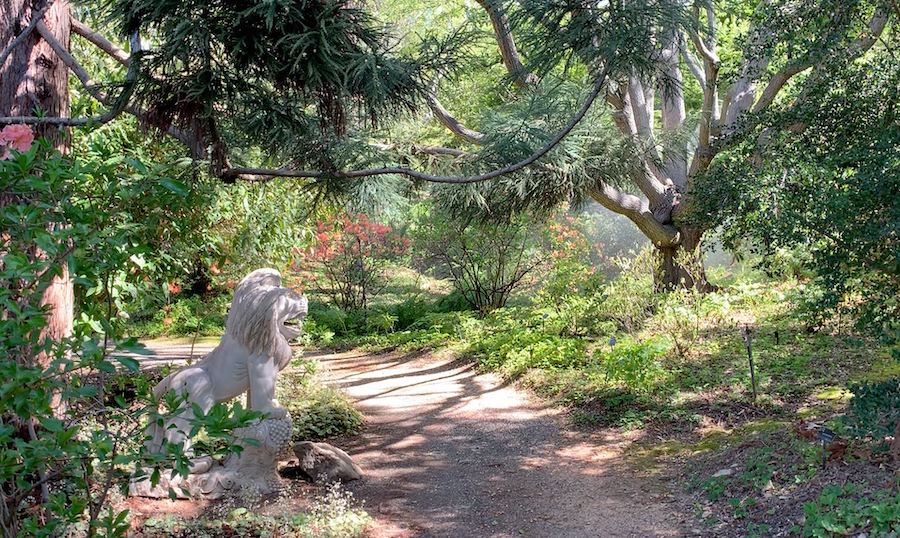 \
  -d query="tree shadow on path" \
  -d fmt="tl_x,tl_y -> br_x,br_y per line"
319,350 -> 690,538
